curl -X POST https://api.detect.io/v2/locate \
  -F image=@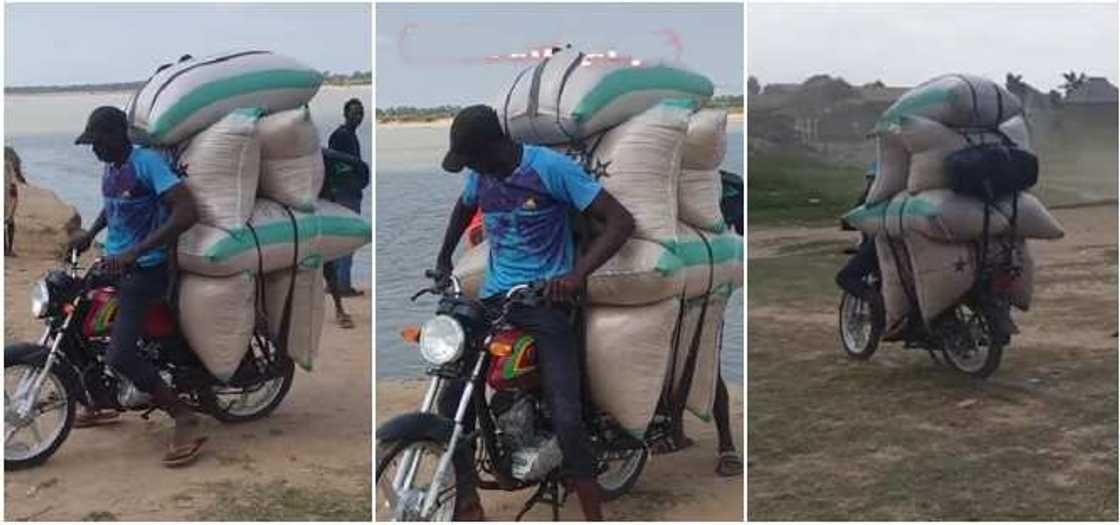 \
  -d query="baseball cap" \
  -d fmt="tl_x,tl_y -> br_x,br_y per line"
442,105 -> 504,173
75,106 -> 128,145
